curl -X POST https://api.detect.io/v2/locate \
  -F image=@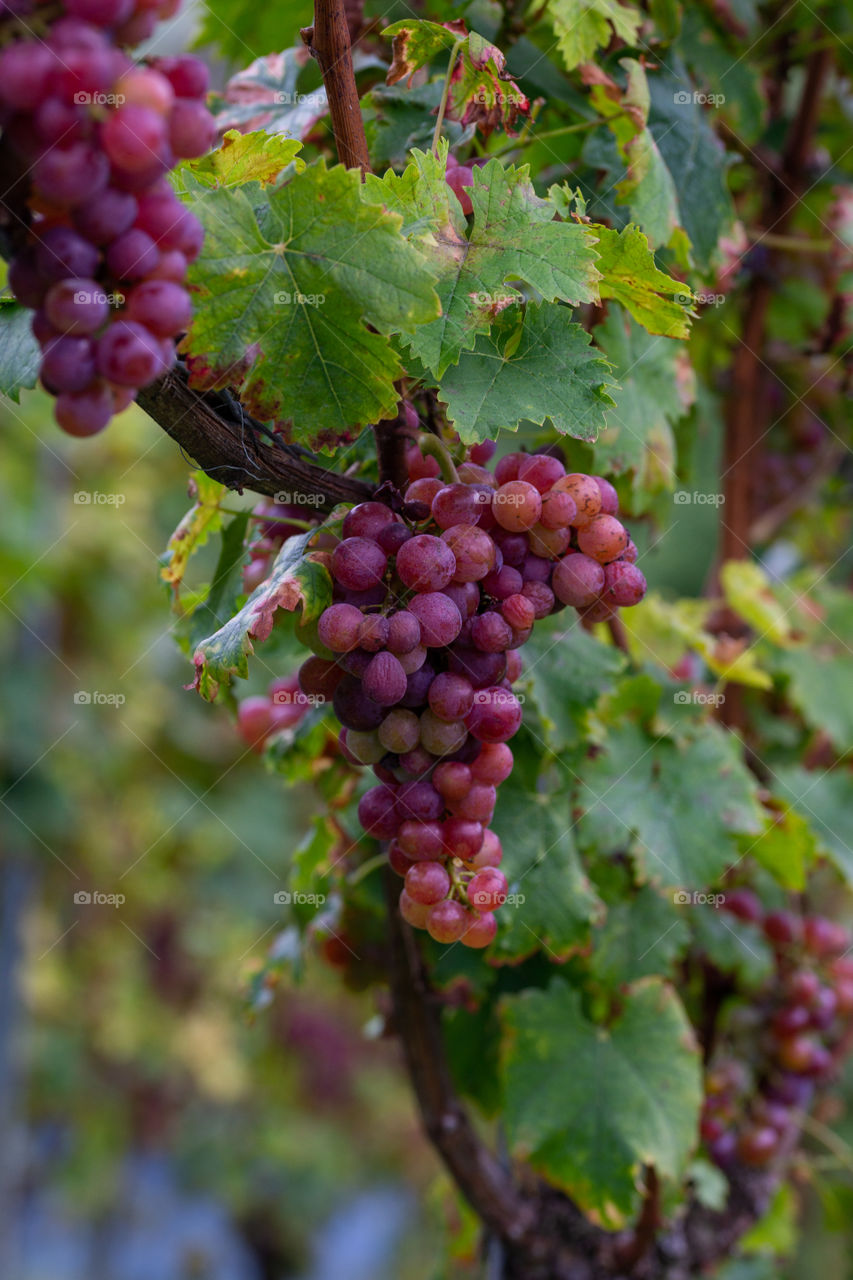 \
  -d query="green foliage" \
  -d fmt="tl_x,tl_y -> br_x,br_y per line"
0,301 -> 40,401
501,978 -> 701,1225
